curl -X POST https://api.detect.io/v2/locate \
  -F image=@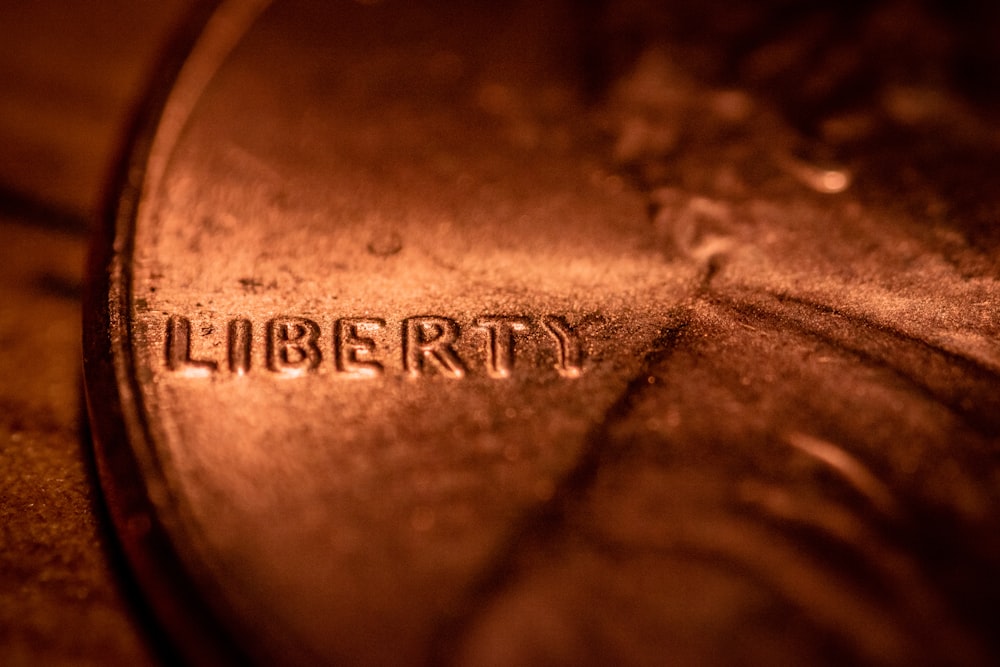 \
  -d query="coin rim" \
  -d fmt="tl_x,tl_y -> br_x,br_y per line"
83,2 -> 265,664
